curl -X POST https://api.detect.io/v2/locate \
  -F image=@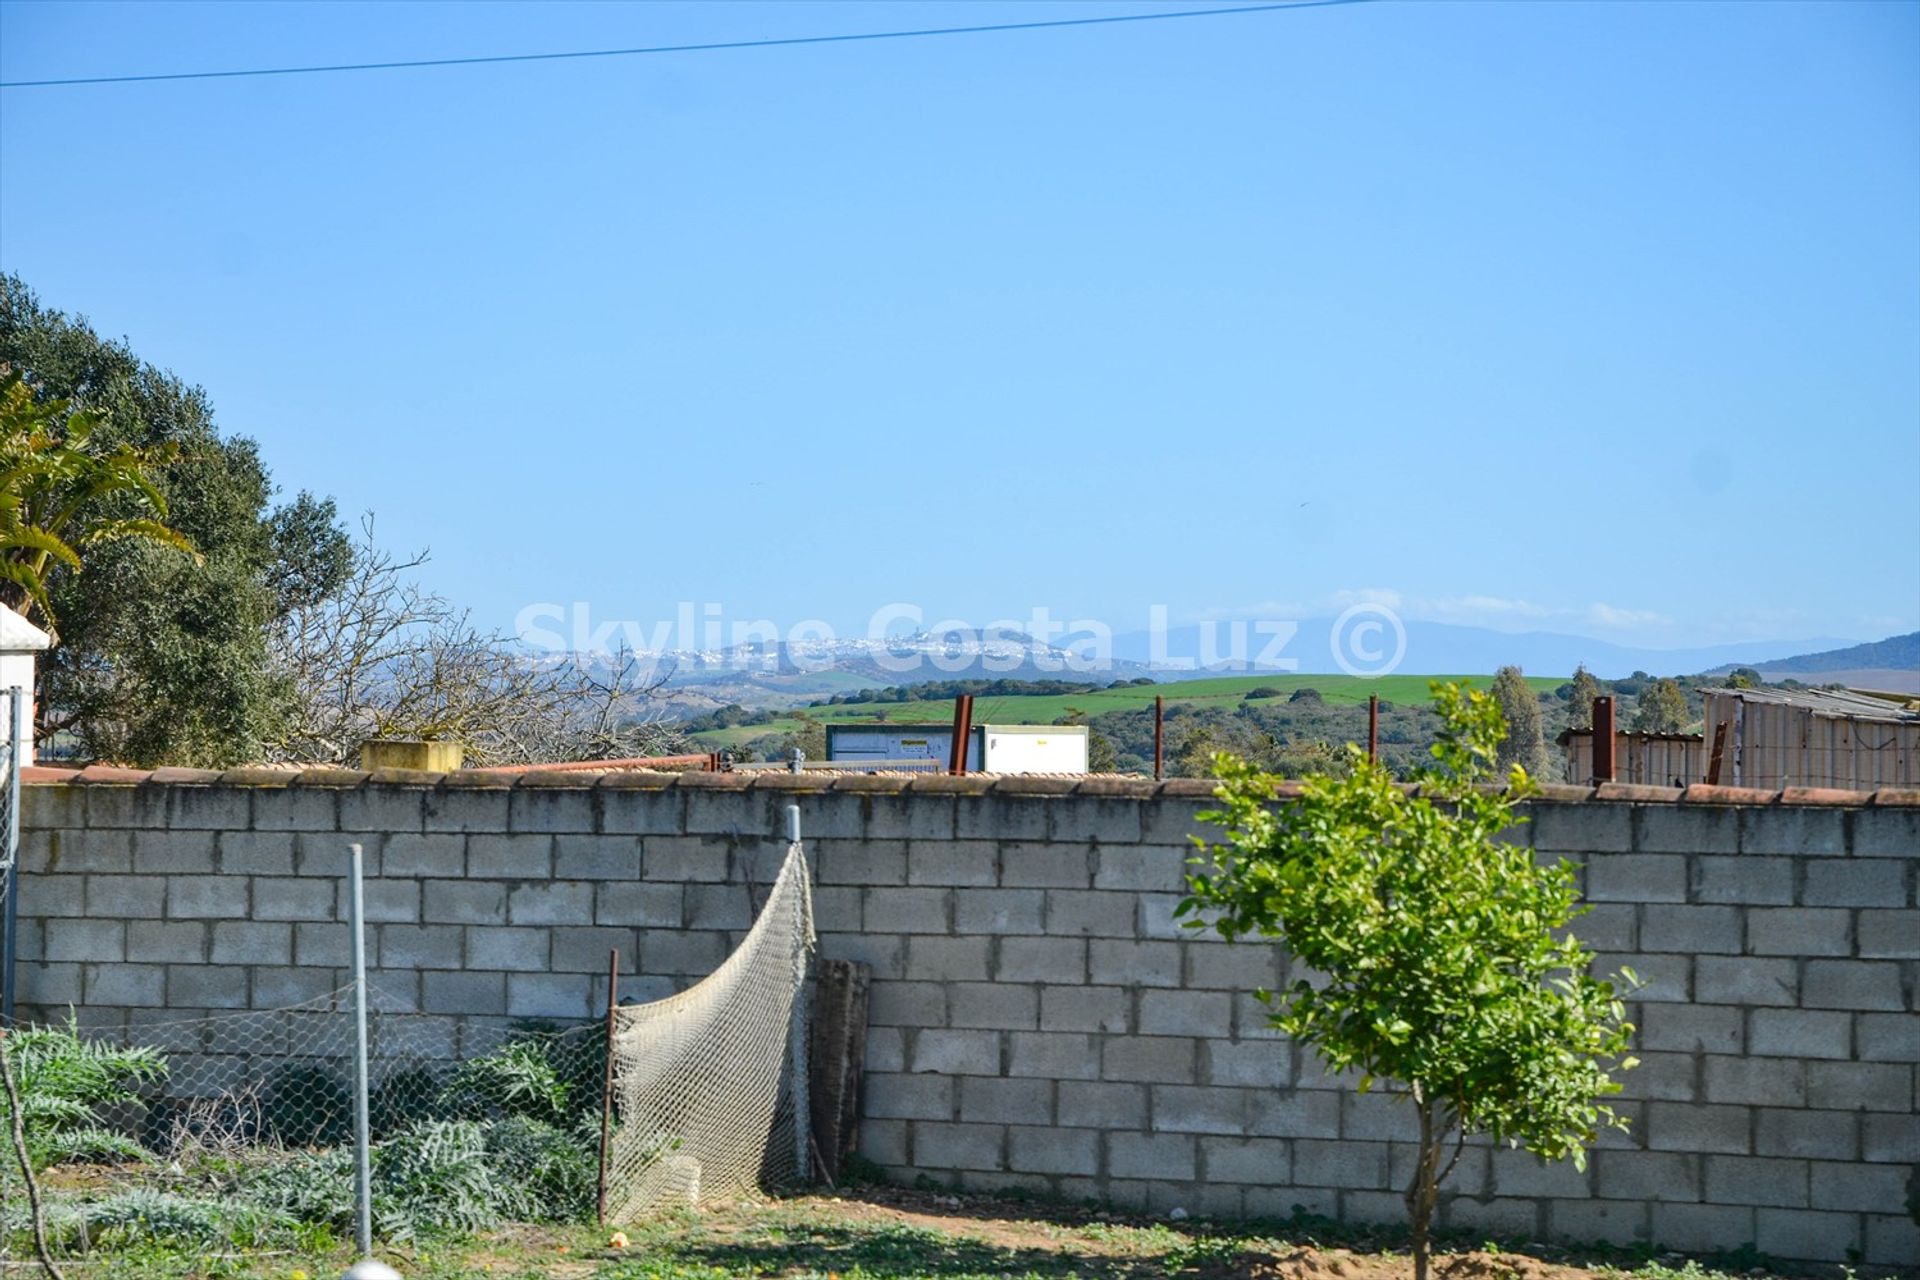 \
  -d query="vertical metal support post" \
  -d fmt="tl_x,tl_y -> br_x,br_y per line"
948,695 -> 974,776
1706,718 -> 1729,786
1592,697 -> 1616,784
346,841 -> 376,1262
596,949 -> 619,1226
1367,694 -> 1379,764
1153,695 -> 1165,782
785,804 -> 811,1184
1,690 -> 21,1028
